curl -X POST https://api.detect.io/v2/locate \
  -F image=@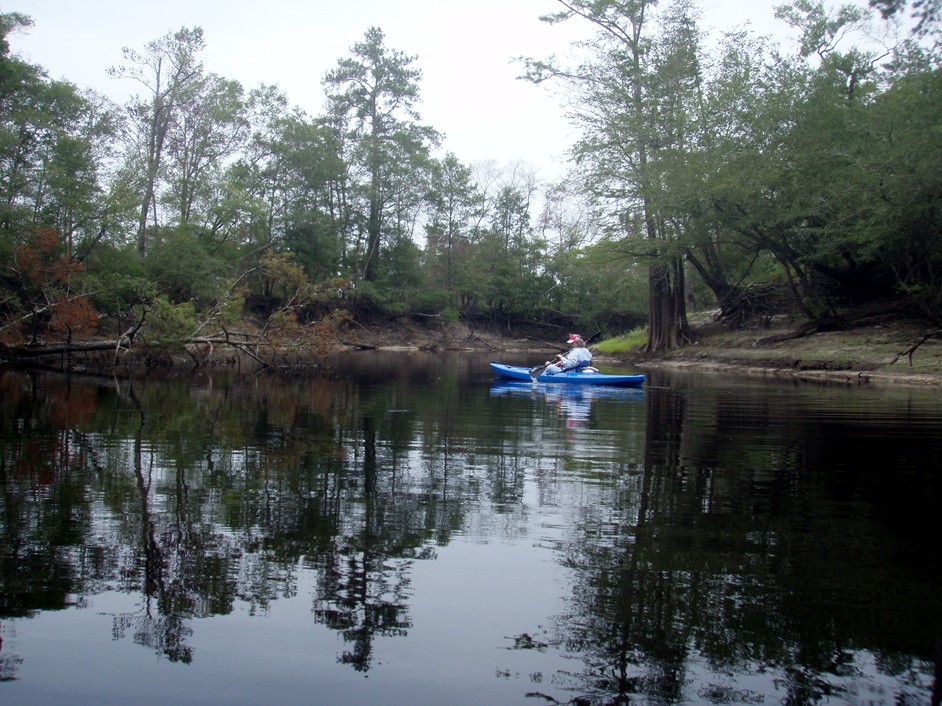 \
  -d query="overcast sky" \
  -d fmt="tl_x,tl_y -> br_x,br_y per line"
9,0 -> 794,180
